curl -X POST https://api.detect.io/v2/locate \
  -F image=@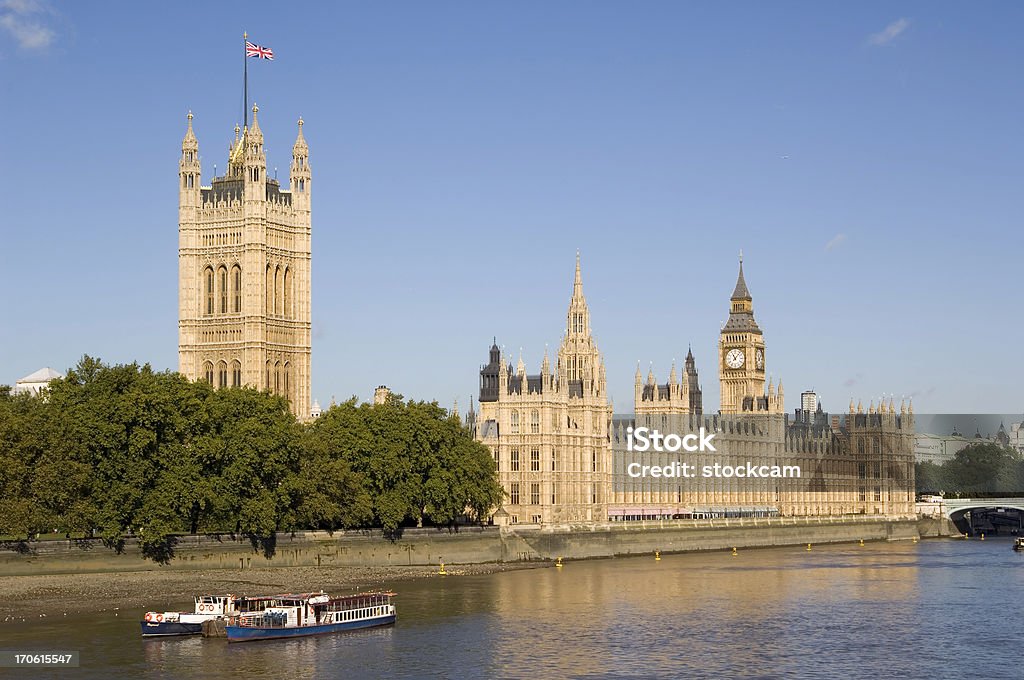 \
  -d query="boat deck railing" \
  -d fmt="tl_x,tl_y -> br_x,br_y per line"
236,613 -> 291,629
232,604 -> 394,629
